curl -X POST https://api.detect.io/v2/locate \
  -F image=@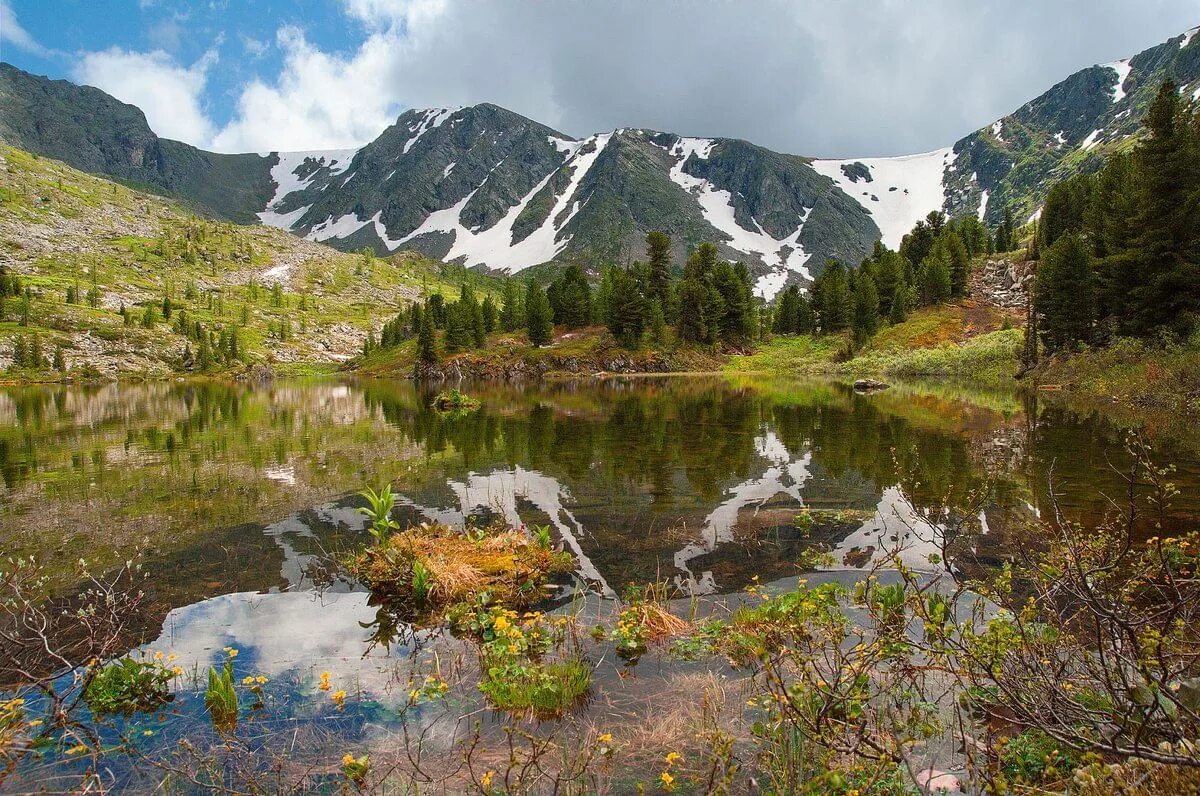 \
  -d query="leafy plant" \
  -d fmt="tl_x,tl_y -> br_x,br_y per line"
84,656 -> 175,716
204,661 -> 239,732
410,559 -> 433,606
532,524 -> 552,550
358,484 -> 400,543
